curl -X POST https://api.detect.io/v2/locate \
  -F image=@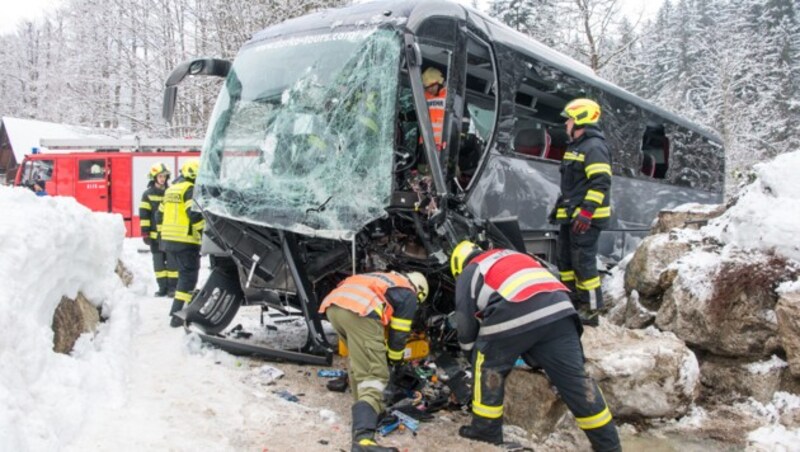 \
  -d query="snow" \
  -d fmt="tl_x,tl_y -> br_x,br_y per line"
704,151 -> 800,263
746,355 -> 789,375
0,186 -> 309,451
1,117 -> 109,162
